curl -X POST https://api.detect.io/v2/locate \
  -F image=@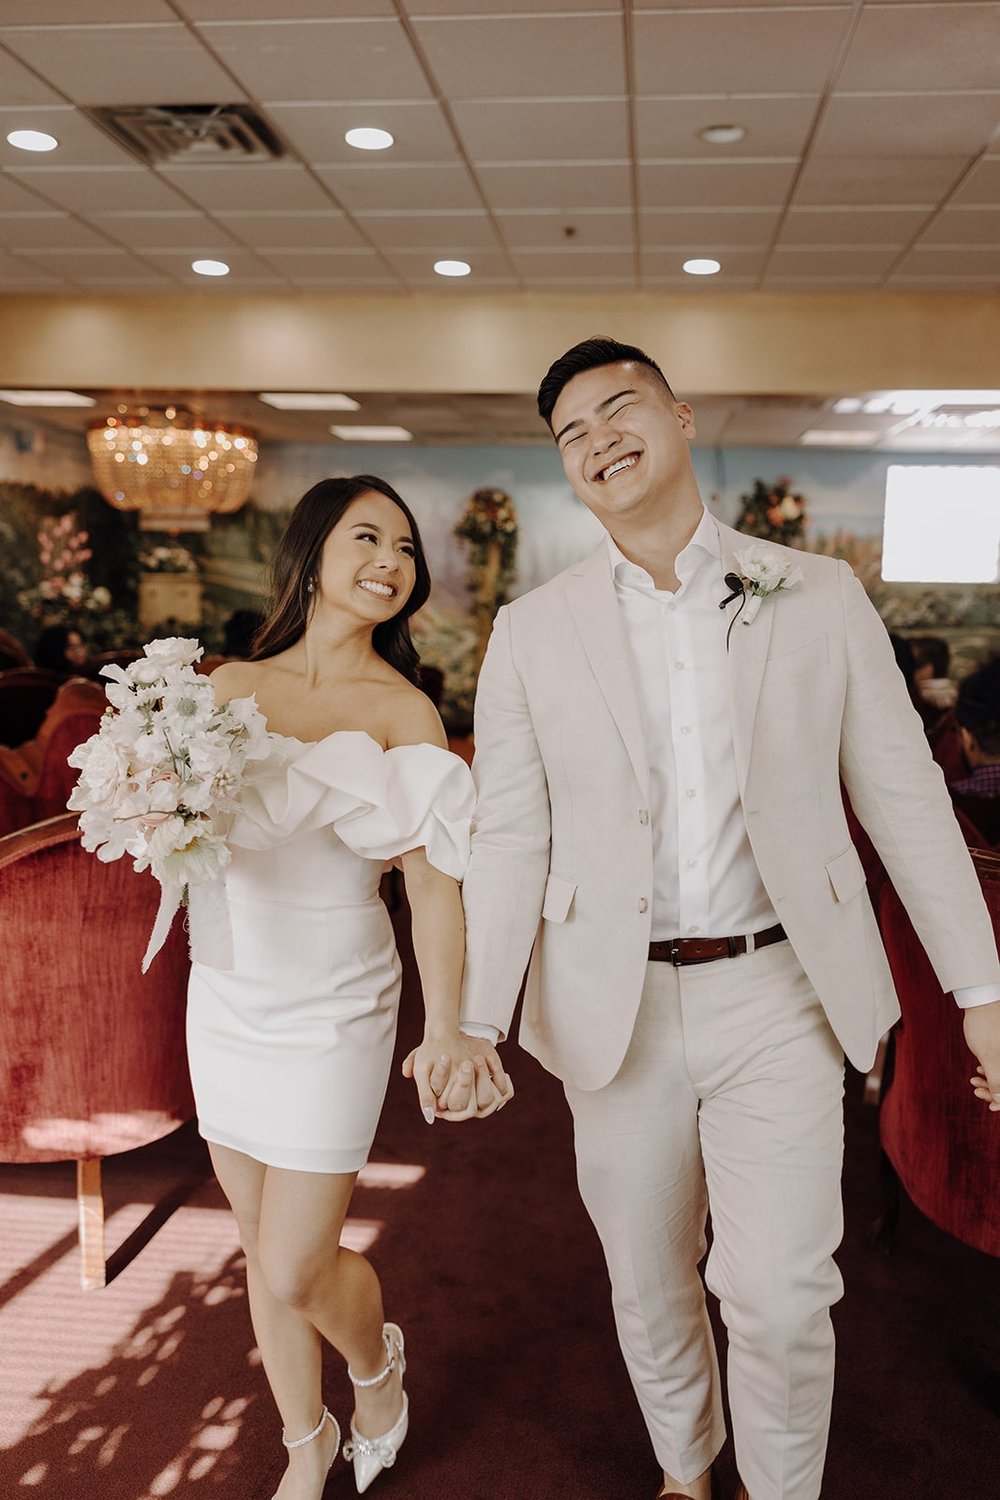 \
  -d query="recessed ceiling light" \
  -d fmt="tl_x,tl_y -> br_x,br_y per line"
191,258 -> 230,277
682,258 -> 721,276
0,389 -> 95,407
697,124 -> 747,146
259,392 -> 361,411
345,127 -> 394,151
330,425 -> 412,442
6,129 -> 58,153
434,259 -> 472,277
800,430 -> 875,447
833,397 -> 863,414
